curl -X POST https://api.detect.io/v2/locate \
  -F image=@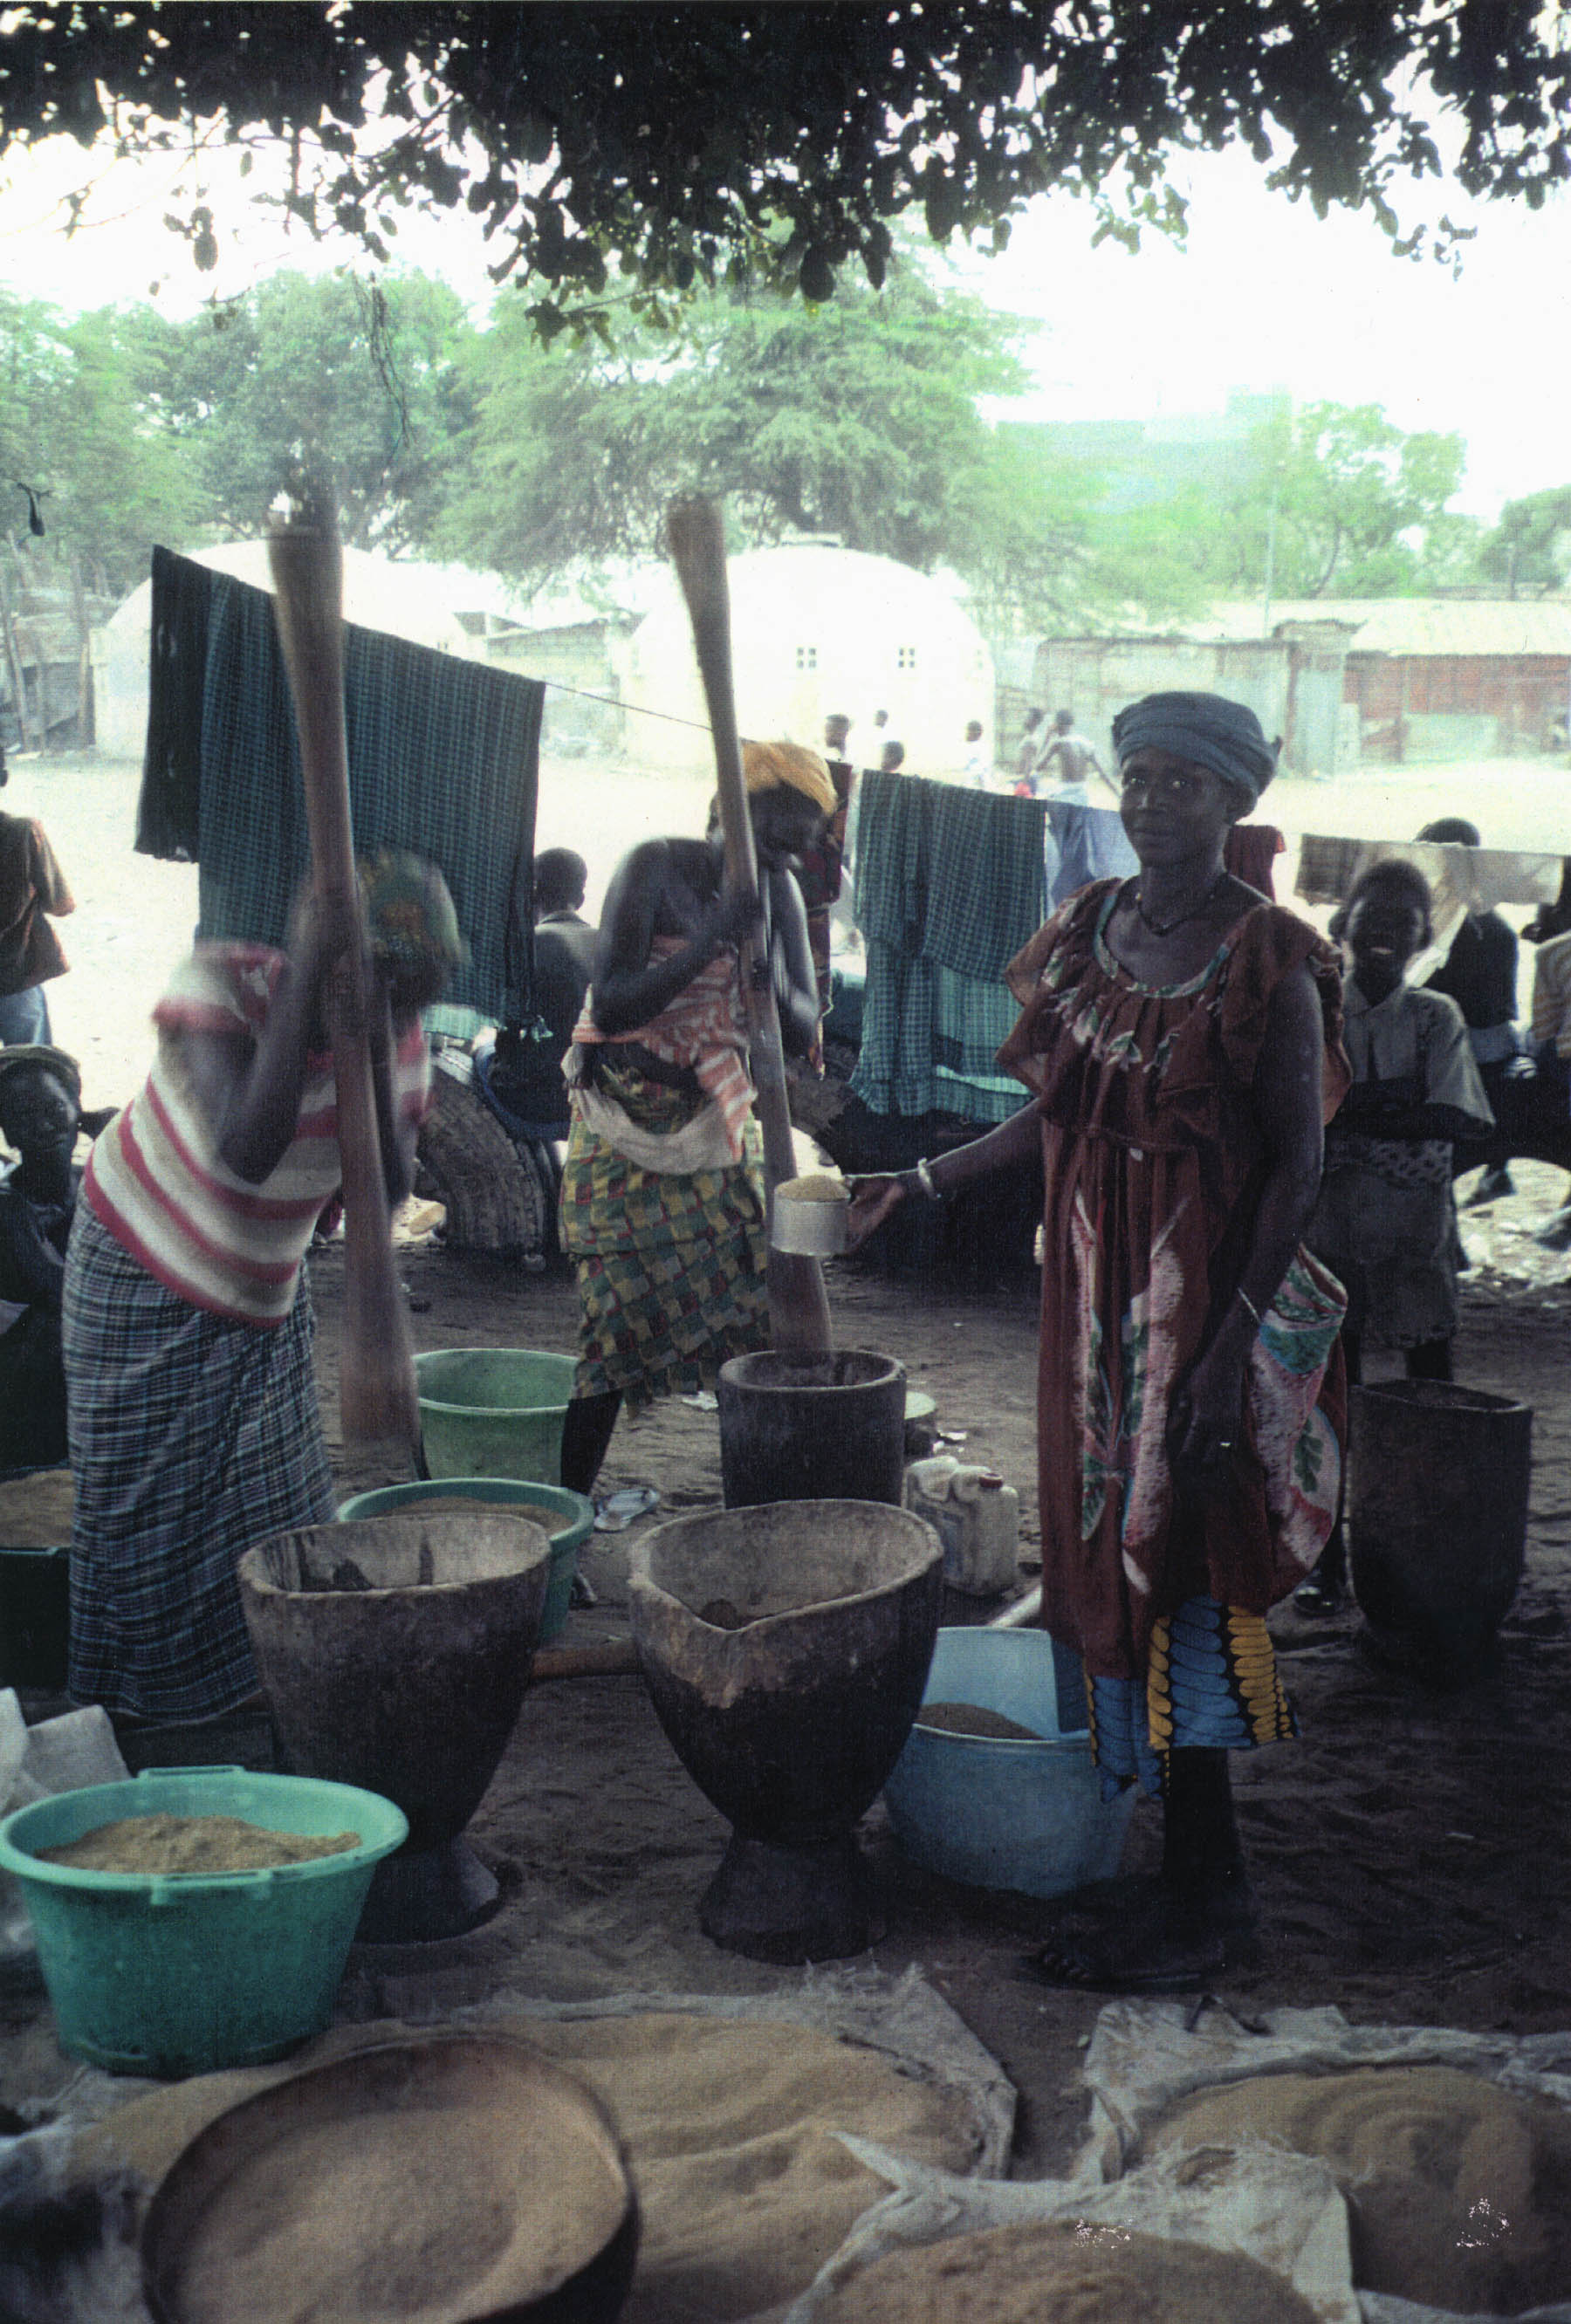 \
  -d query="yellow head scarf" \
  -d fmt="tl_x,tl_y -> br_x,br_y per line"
741,740 -> 837,816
